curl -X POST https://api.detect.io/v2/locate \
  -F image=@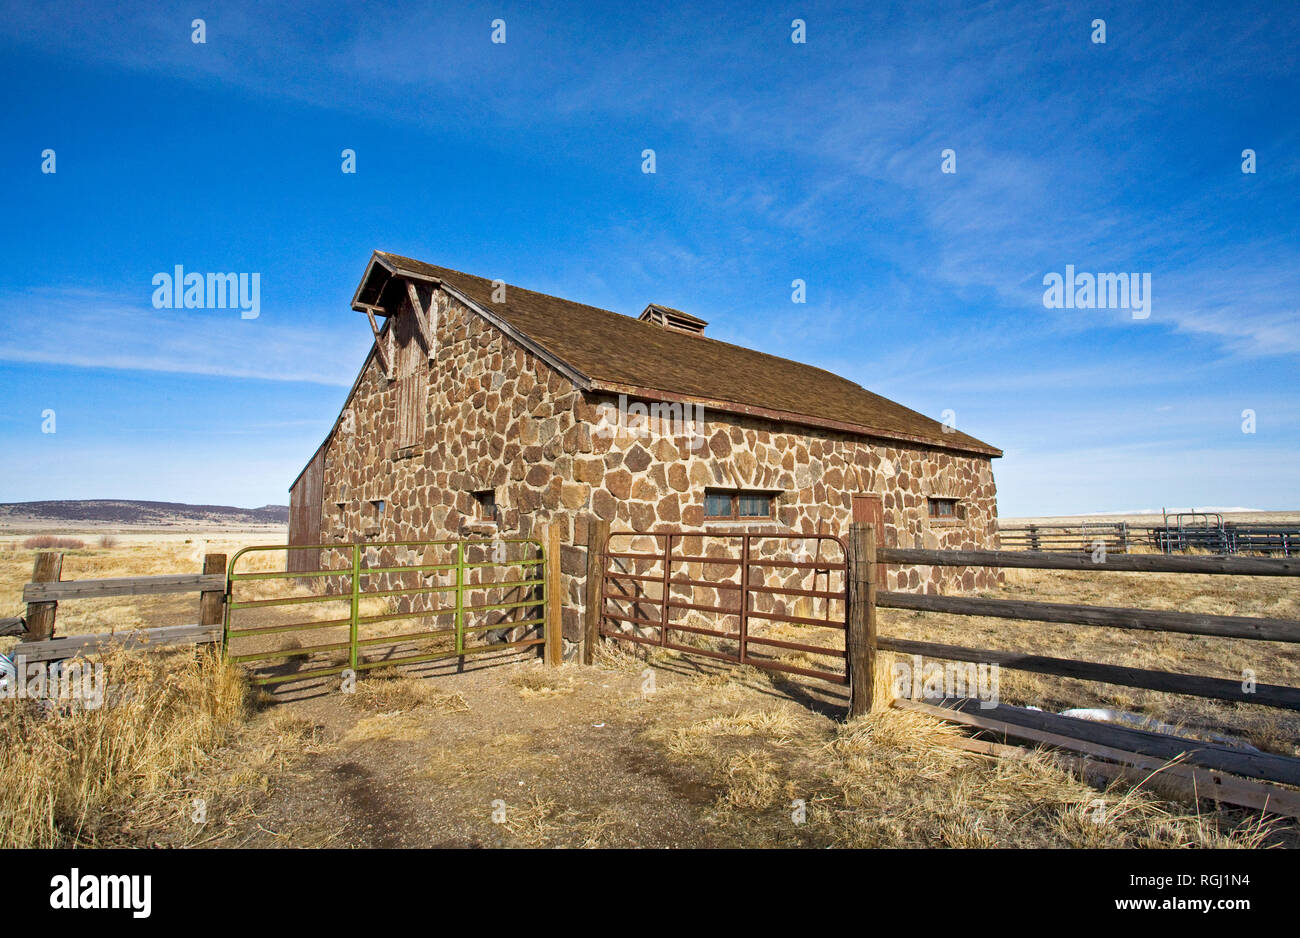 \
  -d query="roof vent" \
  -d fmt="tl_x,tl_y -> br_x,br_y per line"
639,303 -> 708,336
